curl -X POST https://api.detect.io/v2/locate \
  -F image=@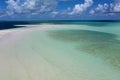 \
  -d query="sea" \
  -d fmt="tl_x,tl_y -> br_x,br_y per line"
0,20 -> 120,80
